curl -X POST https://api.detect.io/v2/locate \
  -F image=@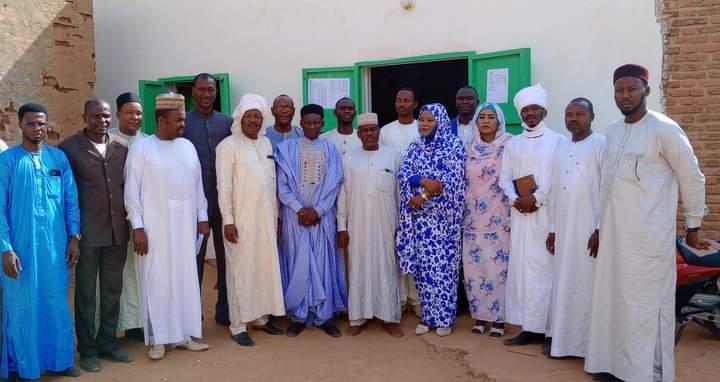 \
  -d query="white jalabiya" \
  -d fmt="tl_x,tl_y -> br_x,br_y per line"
322,128 -> 362,156
337,145 -> 402,325
586,111 -> 707,382
547,133 -> 607,358
124,135 -> 207,345
378,119 -> 421,309
499,122 -> 559,333
216,132 -> 285,335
